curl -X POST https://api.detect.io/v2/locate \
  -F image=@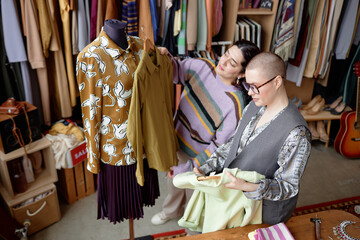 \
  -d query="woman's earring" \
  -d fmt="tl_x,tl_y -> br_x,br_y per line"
236,78 -> 241,85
